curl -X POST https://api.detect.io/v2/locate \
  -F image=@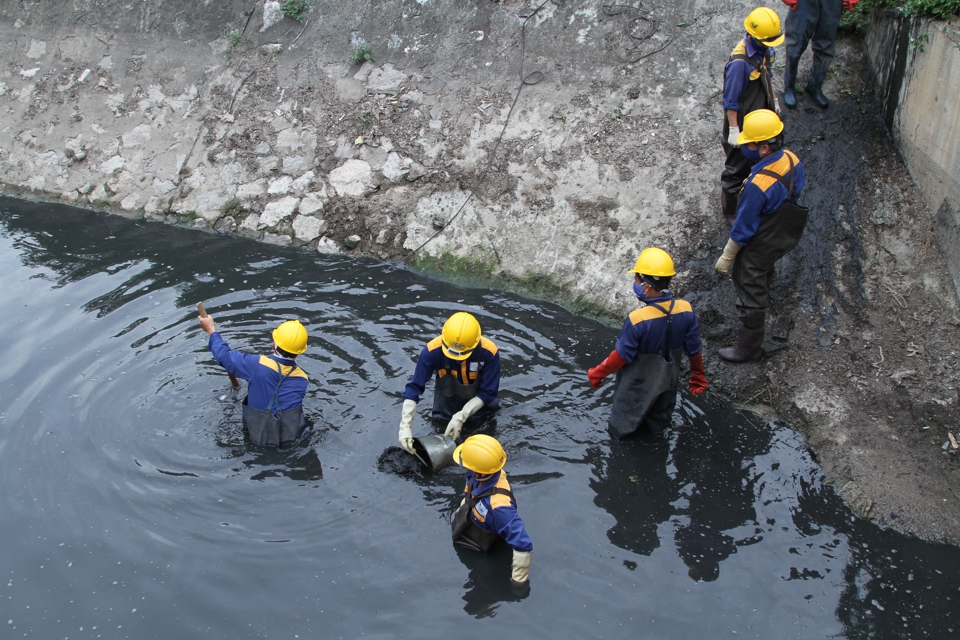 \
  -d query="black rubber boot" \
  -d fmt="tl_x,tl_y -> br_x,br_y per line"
805,59 -> 830,109
718,325 -> 765,363
720,189 -> 738,226
783,57 -> 799,108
